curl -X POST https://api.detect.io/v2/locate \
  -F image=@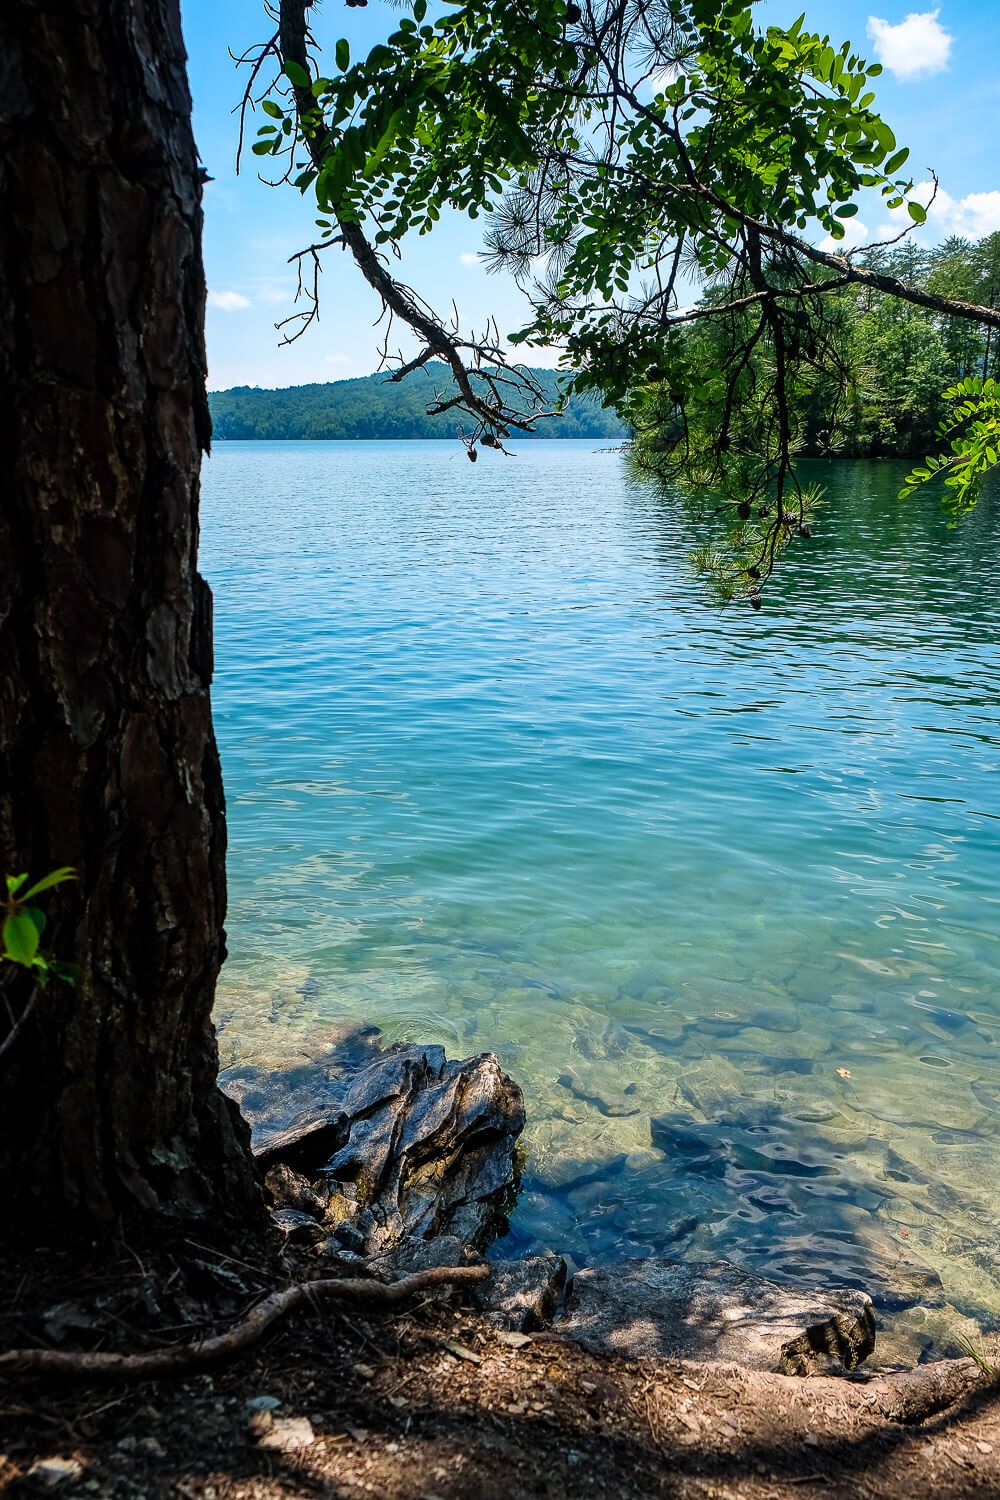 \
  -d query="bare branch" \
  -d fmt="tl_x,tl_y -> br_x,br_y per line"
0,991 -> 37,1068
